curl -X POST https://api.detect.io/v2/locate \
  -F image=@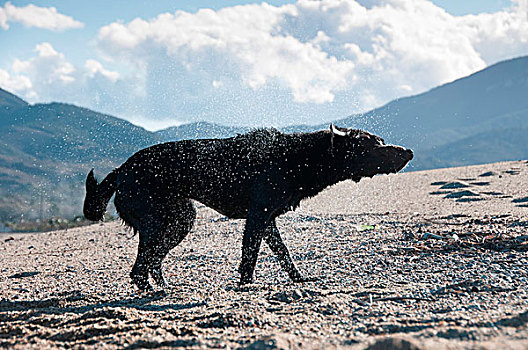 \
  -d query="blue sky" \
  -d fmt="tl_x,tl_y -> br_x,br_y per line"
1,0 -> 527,130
